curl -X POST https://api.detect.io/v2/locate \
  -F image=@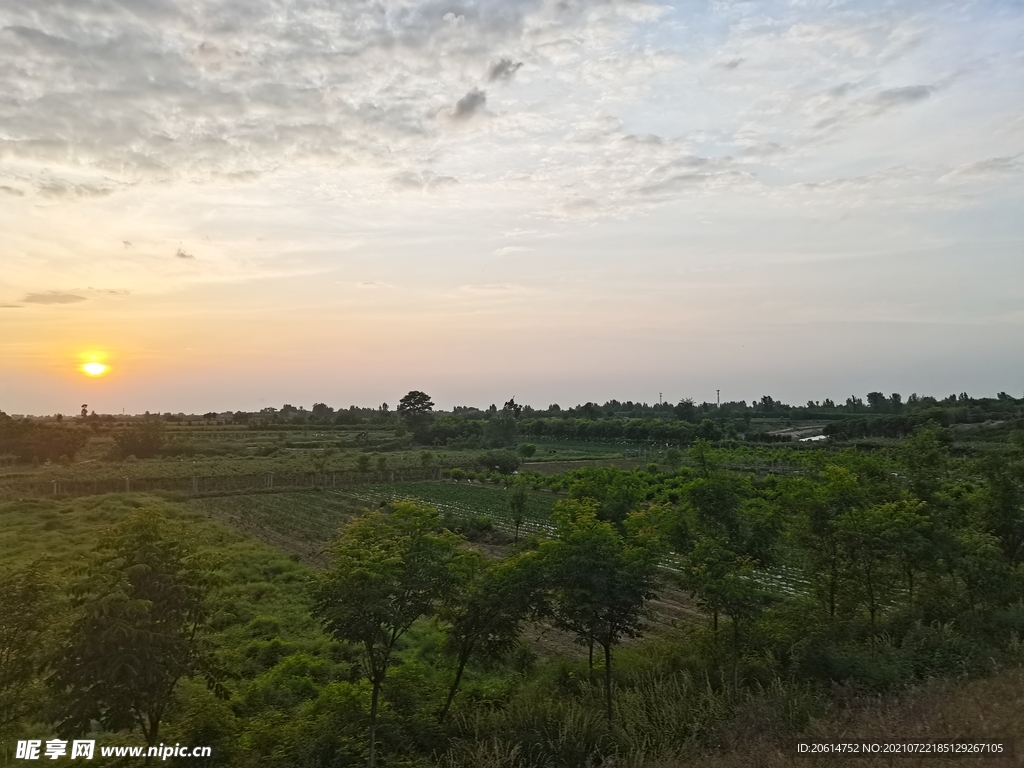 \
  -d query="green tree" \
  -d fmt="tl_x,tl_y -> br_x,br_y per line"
835,504 -> 904,634
901,426 -> 951,503
678,535 -> 765,645
438,551 -> 544,722
675,397 -> 696,422
313,501 -> 462,768
49,510 -> 222,753
567,467 -> 644,528
798,465 -> 864,618
508,482 -> 528,544
664,447 -> 683,471
518,443 -> 537,459
543,499 -> 661,721
112,420 -> 166,459
310,447 -> 336,475
397,391 -> 434,431
0,563 -> 57,733
978,444 -> 1024,566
